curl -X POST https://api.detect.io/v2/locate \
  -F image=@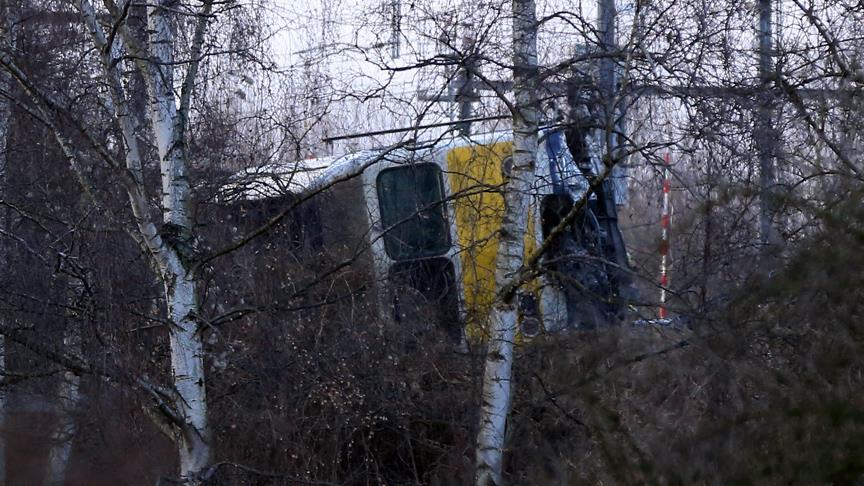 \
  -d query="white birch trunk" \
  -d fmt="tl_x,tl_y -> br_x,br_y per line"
147,0 -> 193,231
474,1 -> 539,484
165,266 -> 210,476
146,2 -> 212,476
10,0 -> 212,478
80,0 -> 212,478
